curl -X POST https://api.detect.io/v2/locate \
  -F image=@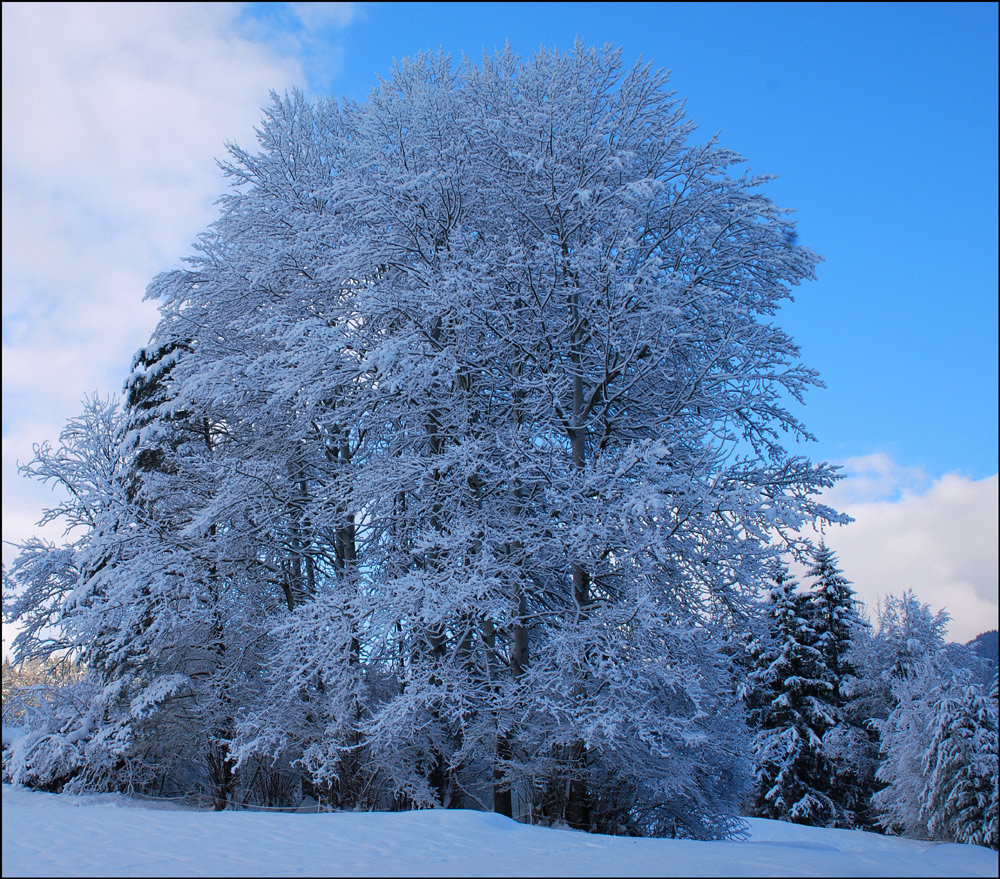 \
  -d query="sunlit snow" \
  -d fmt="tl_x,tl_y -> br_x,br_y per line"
2,784 -> 996,878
